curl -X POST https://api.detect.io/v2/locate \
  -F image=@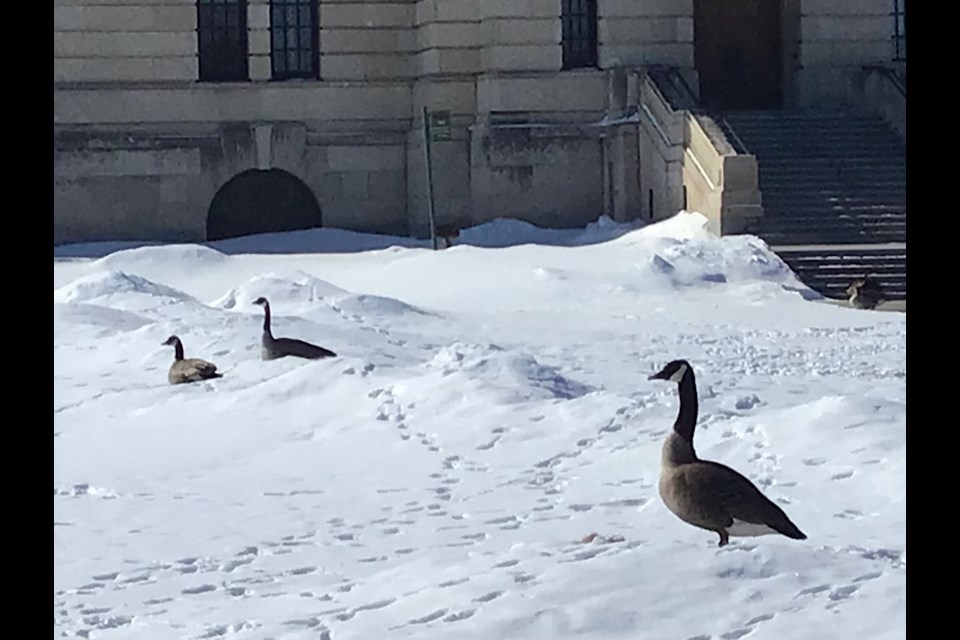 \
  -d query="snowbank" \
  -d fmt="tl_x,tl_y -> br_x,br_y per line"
53,270 -> 196,305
